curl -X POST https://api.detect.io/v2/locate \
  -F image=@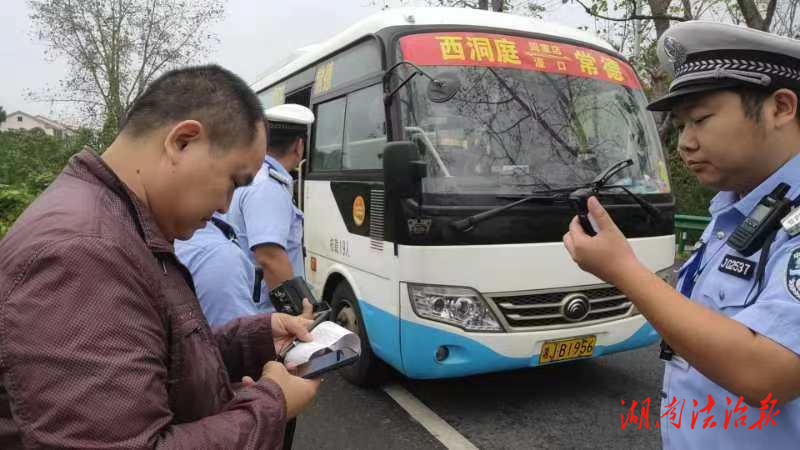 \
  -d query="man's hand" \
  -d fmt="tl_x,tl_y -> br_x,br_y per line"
562,196 -> 640,284
272,299 -> 314,355
260,361 -> 321,418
